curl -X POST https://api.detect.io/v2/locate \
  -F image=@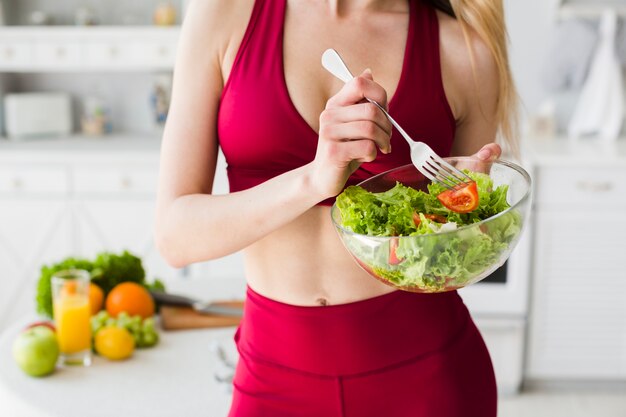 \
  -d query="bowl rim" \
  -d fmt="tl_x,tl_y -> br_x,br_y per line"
330,157 -> 533,241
